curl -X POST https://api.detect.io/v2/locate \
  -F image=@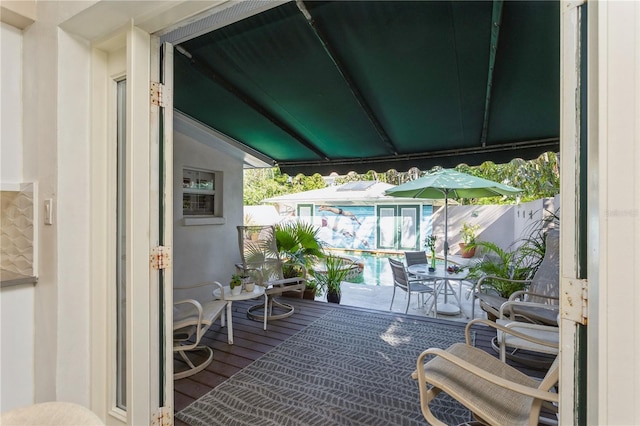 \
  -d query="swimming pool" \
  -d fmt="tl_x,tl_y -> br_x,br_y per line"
330,250 -> 402,287
332,250 -> 446,287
